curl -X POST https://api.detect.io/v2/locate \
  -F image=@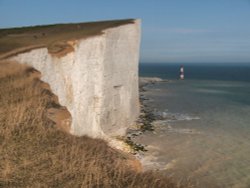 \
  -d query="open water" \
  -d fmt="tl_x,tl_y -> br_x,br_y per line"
138,63 -> 250,187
